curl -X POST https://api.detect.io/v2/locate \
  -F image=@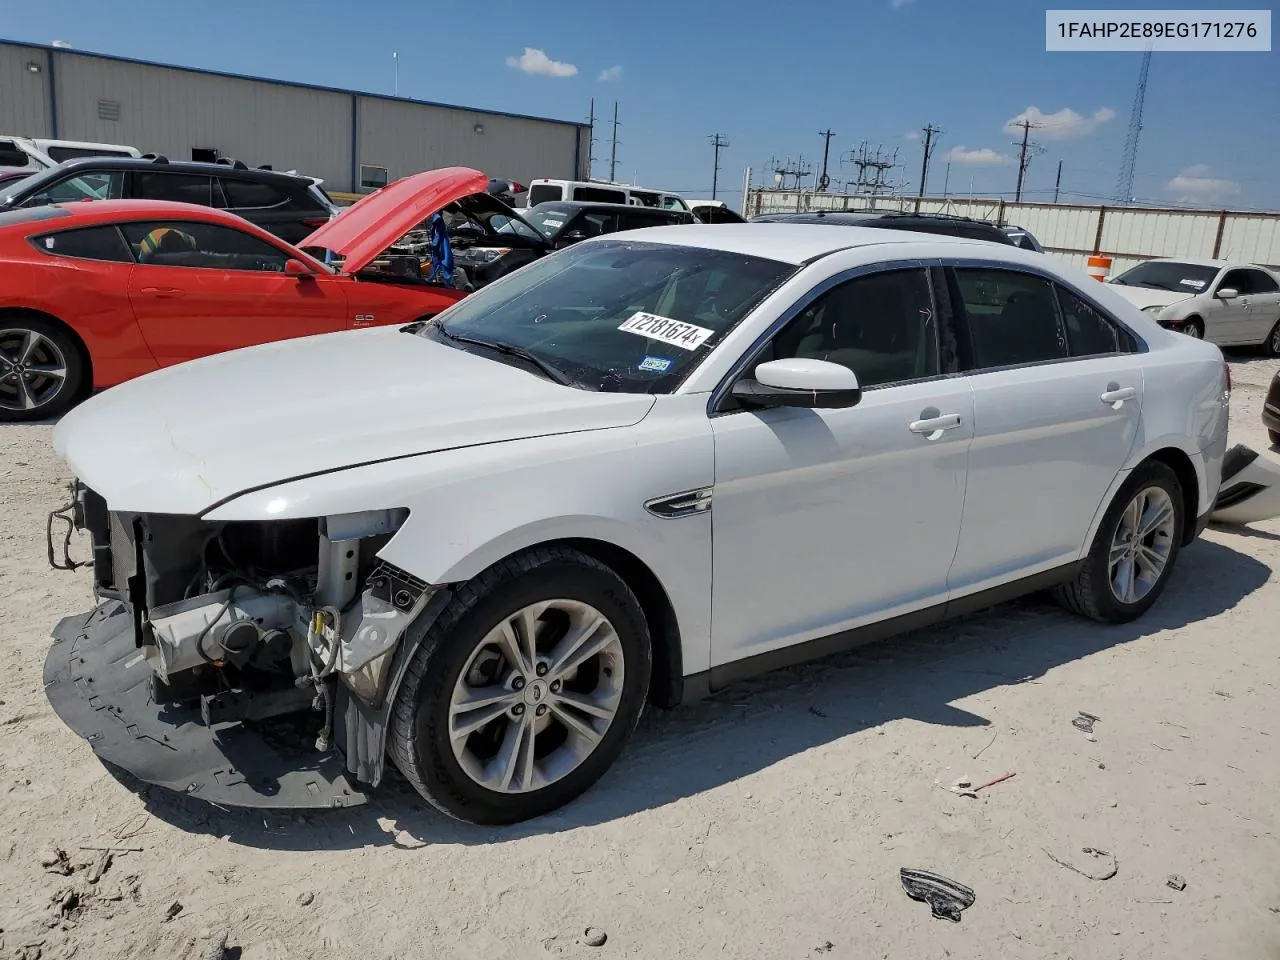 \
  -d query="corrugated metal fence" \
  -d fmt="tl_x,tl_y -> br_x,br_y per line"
747,189 -> 1280,276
